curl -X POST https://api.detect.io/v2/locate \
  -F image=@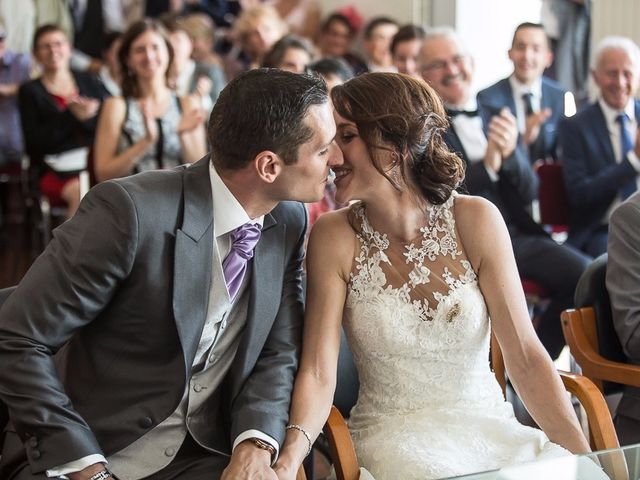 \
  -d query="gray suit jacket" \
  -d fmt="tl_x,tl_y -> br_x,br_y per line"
0,157 -> 306,474
607,190 -> 640,421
